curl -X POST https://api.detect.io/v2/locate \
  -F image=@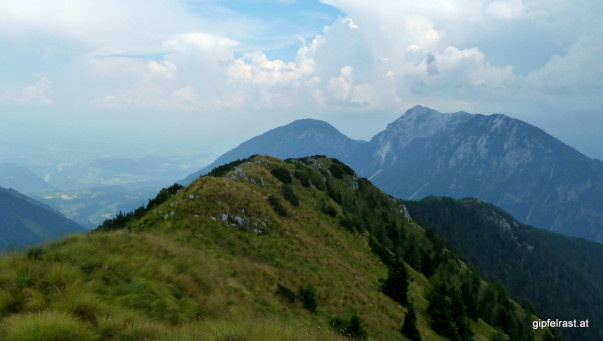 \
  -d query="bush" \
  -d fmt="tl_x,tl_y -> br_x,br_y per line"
268,195 -> 288,217
26,247 -> 43,260
331,159 -> 355,176
298,285 -> 317,312
322,205 -> 337,217
96,183 -> 183,231
329,163 -> 345,179
271,167 -> 292,184
276,284 -> 296,303
208,155 -> 257,177
331,314 -> 367,340
294,170 -> 311,187
283,185 -> 299,207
